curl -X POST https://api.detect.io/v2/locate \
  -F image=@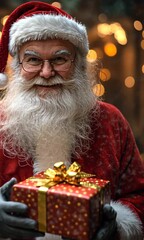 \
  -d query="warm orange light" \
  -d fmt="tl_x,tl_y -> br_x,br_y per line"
134,20 -> 143,31
114,29 -> 127,45
110,22 -> 121,32
51,2 -> 61,8
104,43 -> 117,57
87,49 -> 97,62
124,76 -> 135,88
97,23 -> 112,37
93,84 -> 105,96
1,15 -> 9,25
141,40 -> 144,49
142,65 -> 144,74
100,68 -> 111,81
